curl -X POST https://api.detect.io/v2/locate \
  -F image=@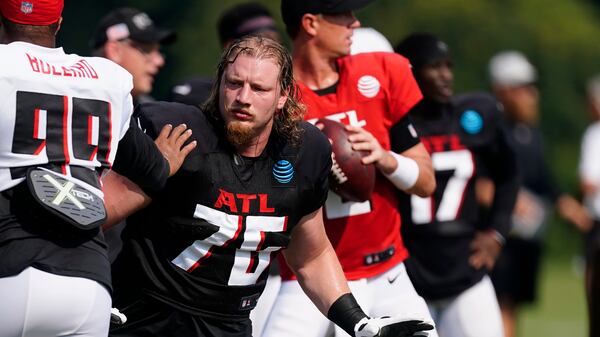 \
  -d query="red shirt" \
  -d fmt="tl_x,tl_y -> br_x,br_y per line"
280,52 -> 423,280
